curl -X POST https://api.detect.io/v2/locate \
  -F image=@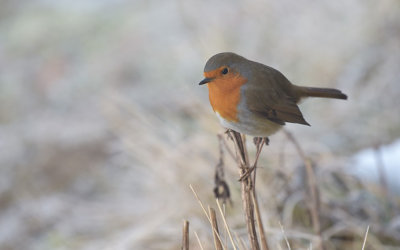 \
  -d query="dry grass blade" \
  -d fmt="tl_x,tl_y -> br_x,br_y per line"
189,185 -> 227,250
194,231 -> 204,250
361,225 -> 370,250
234,231 -> 249,250
279,221 -> 291,250
209,207 -> 223,250
189,184 -> 211,222
216,199 -> 238,250
182,220 -> 189,250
